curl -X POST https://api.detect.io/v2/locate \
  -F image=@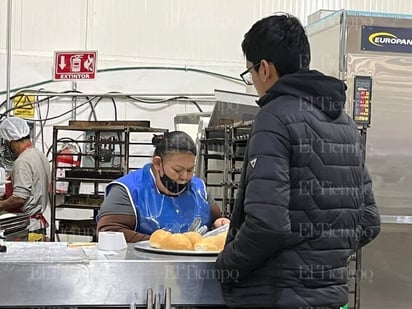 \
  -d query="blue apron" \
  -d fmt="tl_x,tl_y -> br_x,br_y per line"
106,163 -> 211,235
